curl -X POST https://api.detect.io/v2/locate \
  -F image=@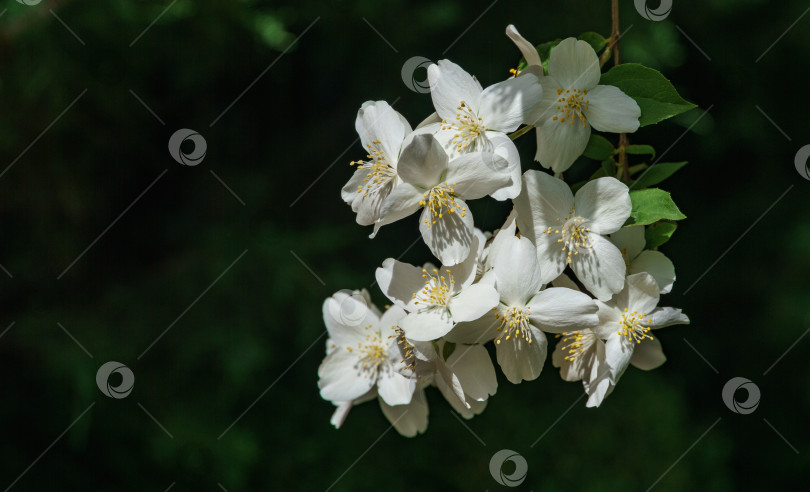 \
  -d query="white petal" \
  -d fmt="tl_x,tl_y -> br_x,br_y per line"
630,250 -> 676,294
444,312 -> 500,344
446,152 -> 512,200
570,234 -> 627,301
446,344 -> 497,401
492,235 -> 543,305
377,370 -> 416,406
448,234 -> 481,289
603,333 -> 634,382
330,400 -> 353,429
533,232 -> 568,285
449,283 -> 500,322
648,307 -> 690,329
486,132 -> 523,201
419,199 -> 475,266
396,134 -> 448,187
378,305 -> 408,336
478,72 -> 544,132
375,258 -> 428,310
584,84 -> 641,133
527,287 -> 599,333
610,225 -> 645,261
428,60 -> 483,121
526,75 -> 564,125
436,372 -> 475,417
513,169 -> 575,234
617,272 -> 660,314
506,24 -> 542,67
548,38 -> 601,90
574,177 -> 632,234
630,337 -> 667,370
373,183 -> 423,237
593,301 -> 623,339
341,168 -> 396,226
416,112 -> 442,130
318,349 -> 376,402
400,311 -> 455,342
496,325 -> 548,383
322,292 -> 377,346
355,101 -> 411,164
534,115 -> 591,173
379,386 -> 429,437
